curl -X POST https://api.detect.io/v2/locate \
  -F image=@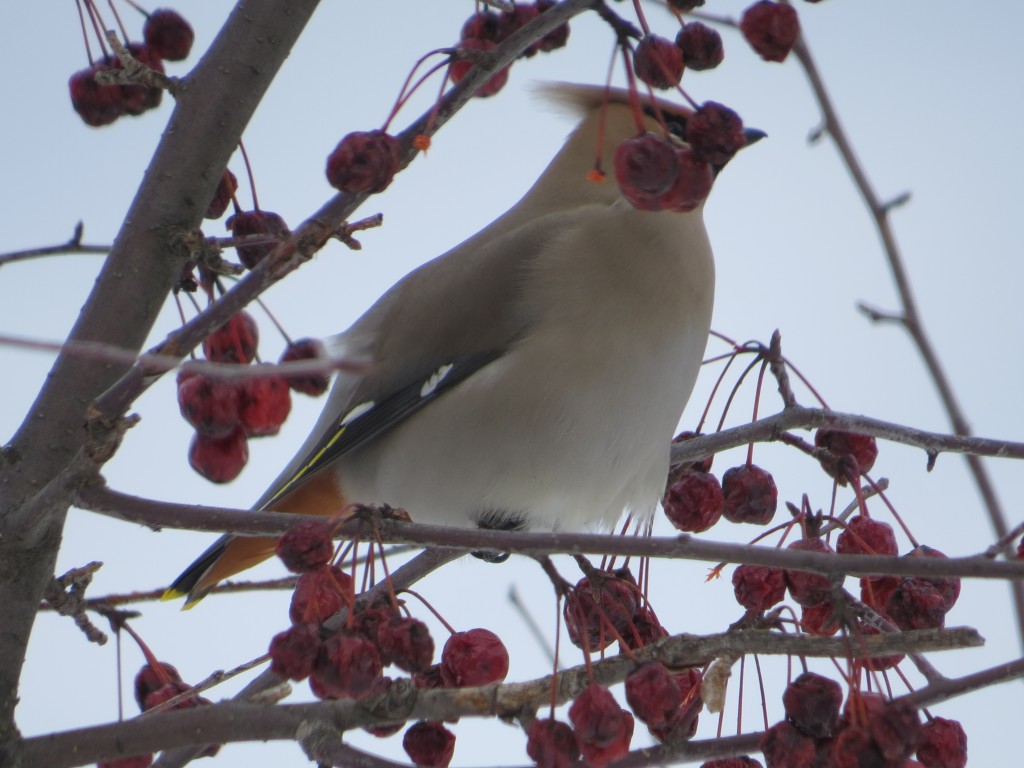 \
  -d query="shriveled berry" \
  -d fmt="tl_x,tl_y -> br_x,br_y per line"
534,1 -> 570,53
563,573 -> 638,650
144,9 -> 194,61
99,755 -> 154,768
860,575 -> 900,612
279,338 -> 330,396
351,604 -> 402,655
205,169 -> 238,219
855,622 -> 904,671
188,426 -> 248,483
885,578 -> 947,631
837,515 -> 898,556
917,717 -> 967,768
403,721 -> 456,768
732,564 -> 786,613
784,537 -> 835,607
569,684 -> 634,768
364,721 -> 404,738
69,64 -> 123,127
686,102 -> 747,166
440,628 -> 509,686
227,209 -> 290,269
634,35 -> 684,90
326,129 -> 401,194
700,759 -> 763,768
815,429 -> 878,484
500,4 -> 540,55
461,10 -> 503,42
276,520 -> 334,573
907,545 -> 960,611
527,718 -> 579,768
614,133 -> 680,210
760,721 -> 816,768
119,45 -> 164,116
238,368 -> 292,436
625,662 -> 682,727
671,431 -> 714,473
830,724 -> 884,768
134,662 -> 182,710
177,374 -> 241,437
721,464 -> 777,524
801,601 -> 840,636
203,311 -> 259,364
450,38 -> 510,98
289,564 -> 354,625
867,697 -> 920,763
676,22 -> 724,71
619,603 -> 668,650
378,616 -> 435,674
658,147 -> 714,212
312,631 -> 383,699
663,471 -> 723,532
739,1 -> 800,63
269,623 -> 321,680
782,672 -> 842,738
649,668 -> 702,743
413,663 -> 445,690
